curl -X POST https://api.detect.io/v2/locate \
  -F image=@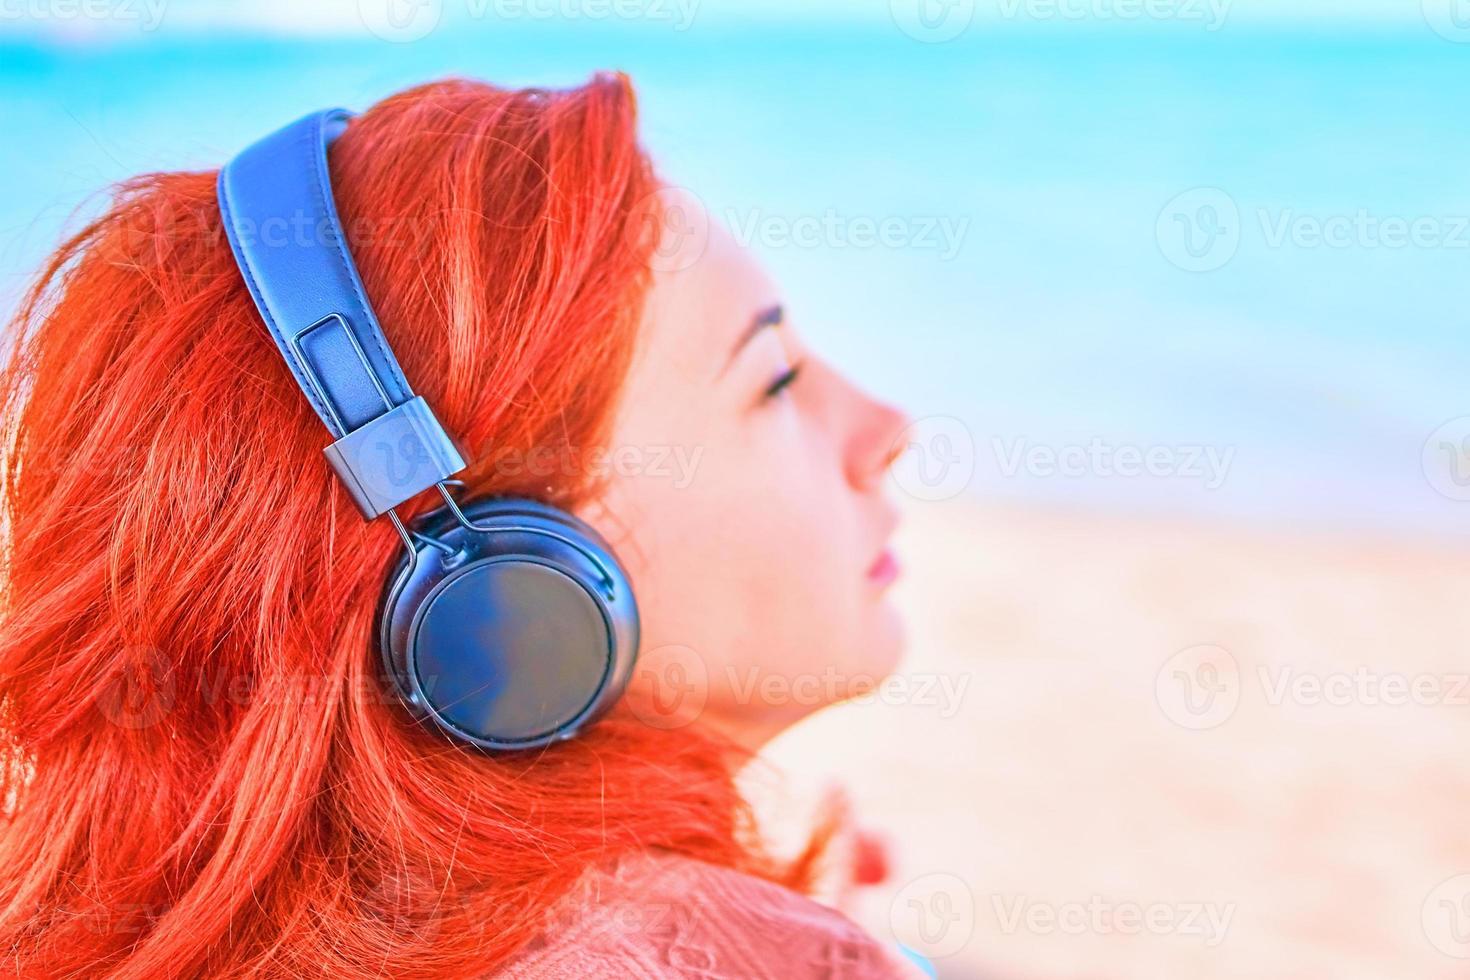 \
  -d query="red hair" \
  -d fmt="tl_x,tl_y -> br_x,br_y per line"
0,75 -> 833,978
